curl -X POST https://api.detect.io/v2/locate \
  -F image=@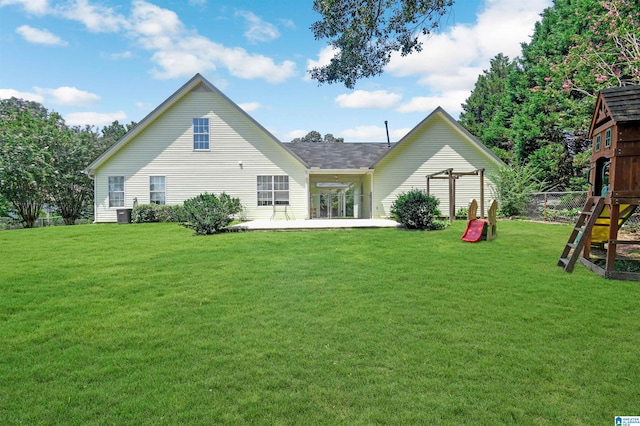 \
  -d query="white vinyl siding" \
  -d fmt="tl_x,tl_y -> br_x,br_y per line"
150,176 -> 166,204
92,83 -> 307,222
108,176 -> 125,208
373,113 -> 501,219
